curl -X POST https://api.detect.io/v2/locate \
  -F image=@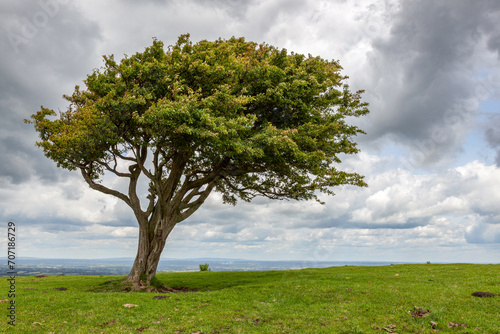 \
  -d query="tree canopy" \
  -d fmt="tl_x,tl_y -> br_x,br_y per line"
28,34 -> 369,287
